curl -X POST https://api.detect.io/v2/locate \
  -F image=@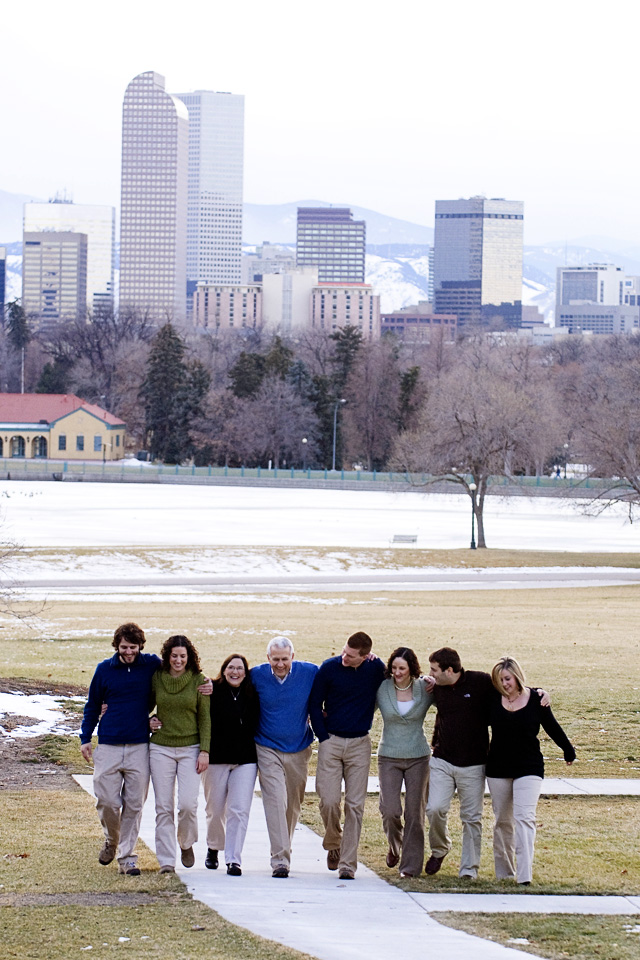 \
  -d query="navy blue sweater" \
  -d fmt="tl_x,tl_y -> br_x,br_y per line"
310,655 -> 385,742
80,652 -> 161,745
